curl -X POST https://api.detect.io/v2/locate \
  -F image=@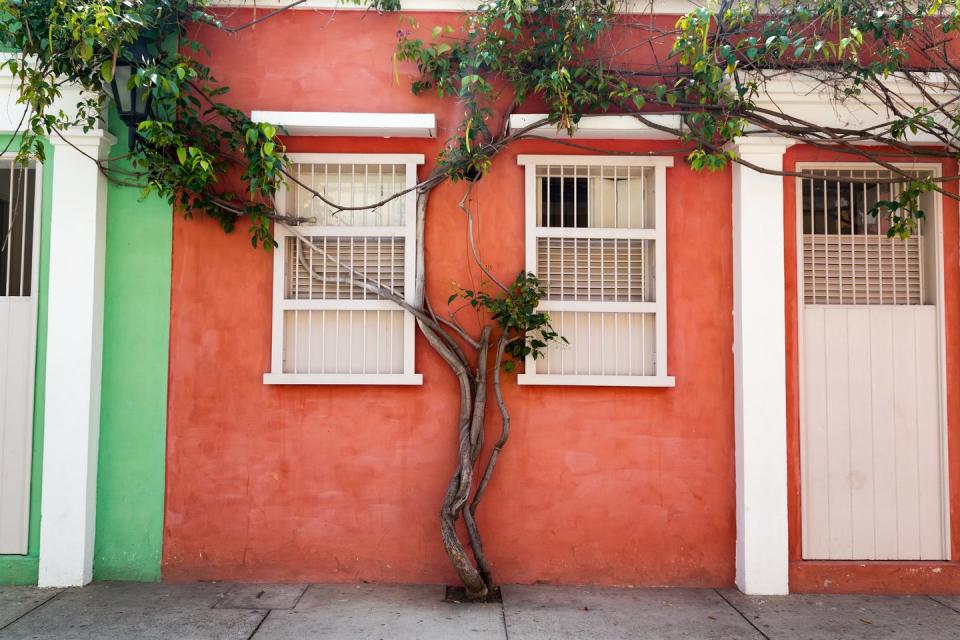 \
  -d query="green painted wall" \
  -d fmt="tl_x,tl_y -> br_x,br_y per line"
0,137 -> 52,585
93,117 -> 172,582
0,119 -> 172,586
